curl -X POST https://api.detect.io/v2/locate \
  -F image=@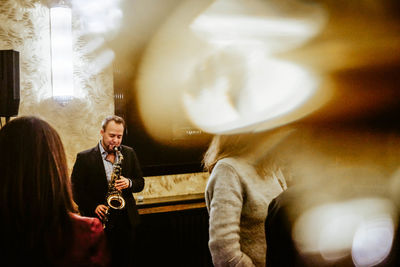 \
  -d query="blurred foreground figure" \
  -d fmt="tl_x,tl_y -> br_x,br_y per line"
204,128 -> 292,266
259,0 -> 400,265
0,116 -> 110,266
265,127 -> 400,267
